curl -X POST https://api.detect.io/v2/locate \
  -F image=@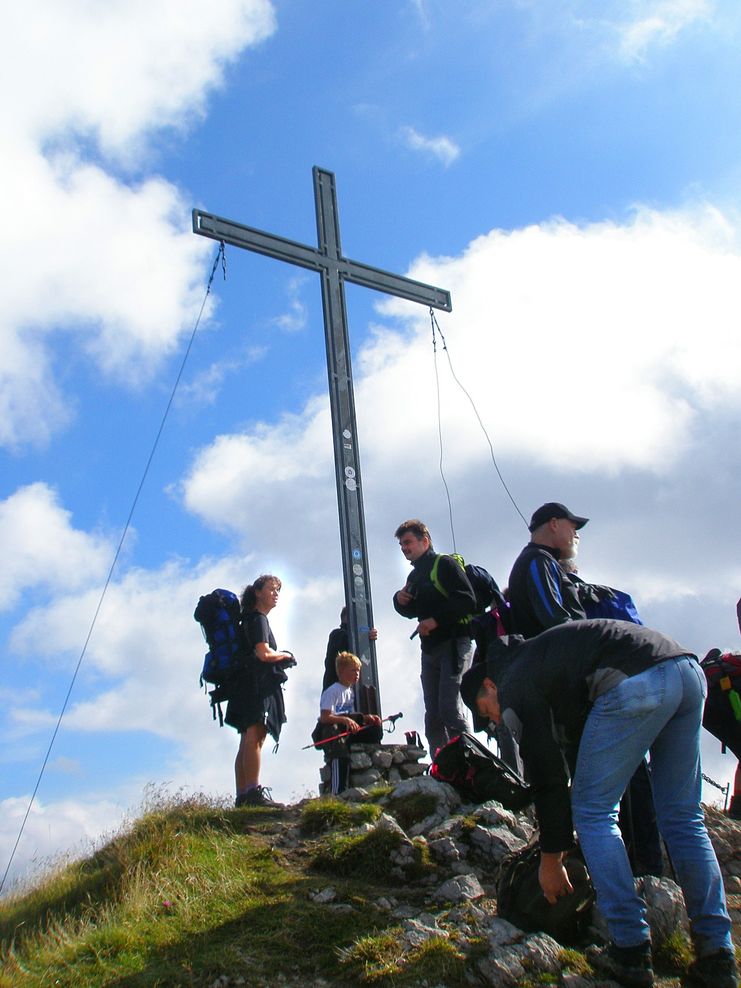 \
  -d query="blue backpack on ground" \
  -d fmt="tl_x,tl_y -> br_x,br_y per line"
194,588 -> 246,724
